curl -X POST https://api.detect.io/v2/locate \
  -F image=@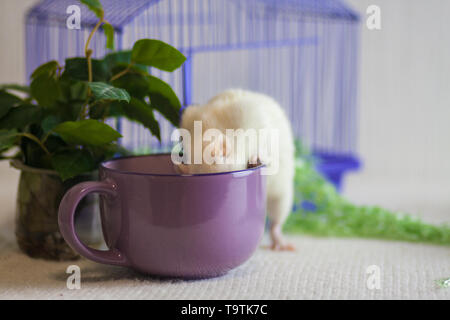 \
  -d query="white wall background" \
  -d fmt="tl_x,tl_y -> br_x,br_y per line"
0,0 -> 448,218
0,0 -> 37,84
347,0 -> 450,185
